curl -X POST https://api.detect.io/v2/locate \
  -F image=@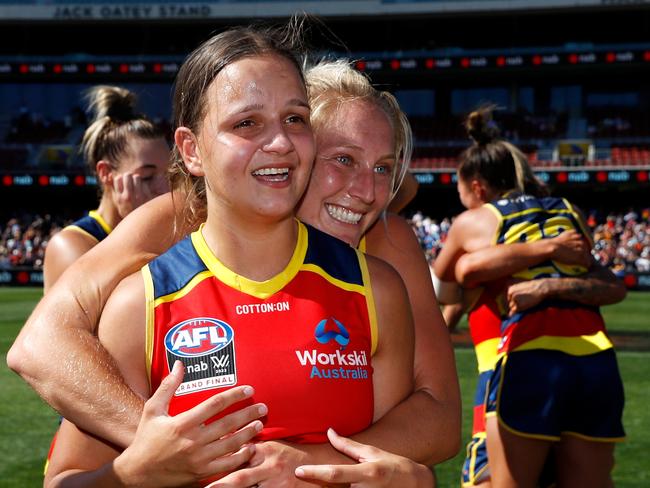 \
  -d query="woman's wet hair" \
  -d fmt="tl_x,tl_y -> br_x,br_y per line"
168,18 -> 310,229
